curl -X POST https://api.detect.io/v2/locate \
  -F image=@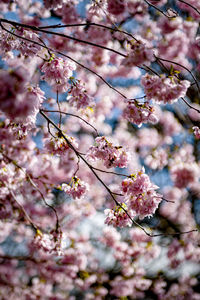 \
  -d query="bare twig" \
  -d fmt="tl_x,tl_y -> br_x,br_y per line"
56,91 -> 62,128
177,0 -> 200,15
92,166 -> 129,177
93,0 -> 138,41
181,97 -> 200,113
0,18 -> 127,58
0,254 -> 46,263
39,21 -> 137,40
74,156 -> 80,177
143,0 -> 178,18
9,189 -> 38,231
41,109 -> 100,136
142,64 -> 160,76
148,228 -> 198,237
